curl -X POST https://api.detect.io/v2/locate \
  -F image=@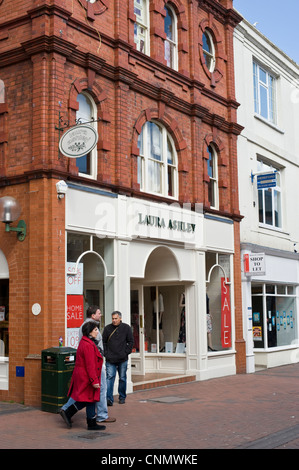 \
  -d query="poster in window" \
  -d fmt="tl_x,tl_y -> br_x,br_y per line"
67,295 -> 84,328
221,277 -> 232,348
